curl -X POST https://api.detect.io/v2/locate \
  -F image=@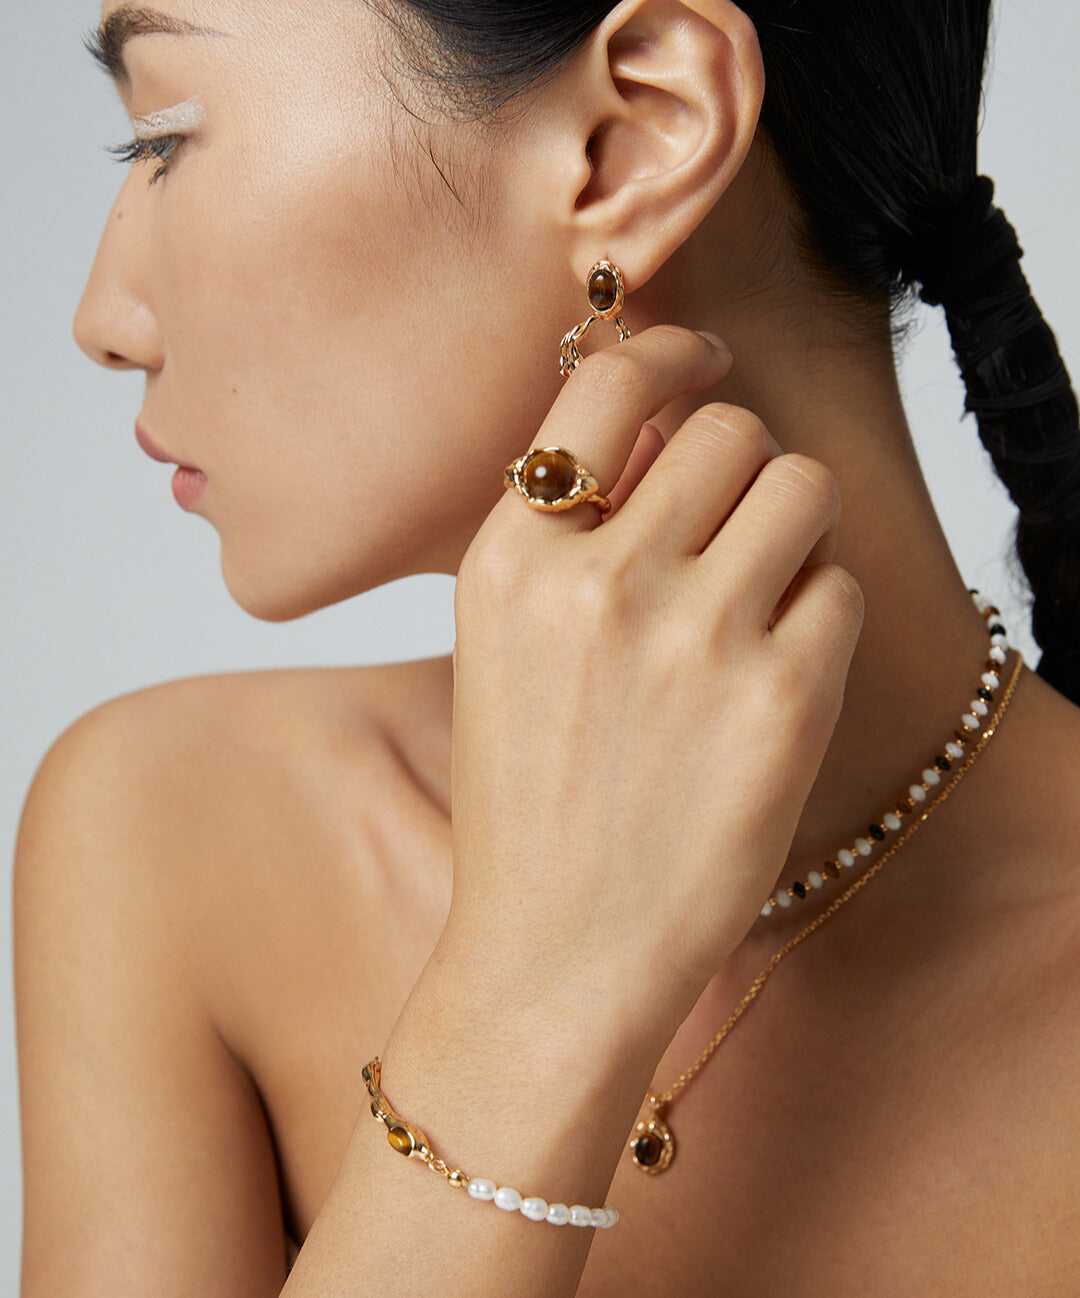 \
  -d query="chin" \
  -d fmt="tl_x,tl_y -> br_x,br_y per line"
217,535 -> 432,623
